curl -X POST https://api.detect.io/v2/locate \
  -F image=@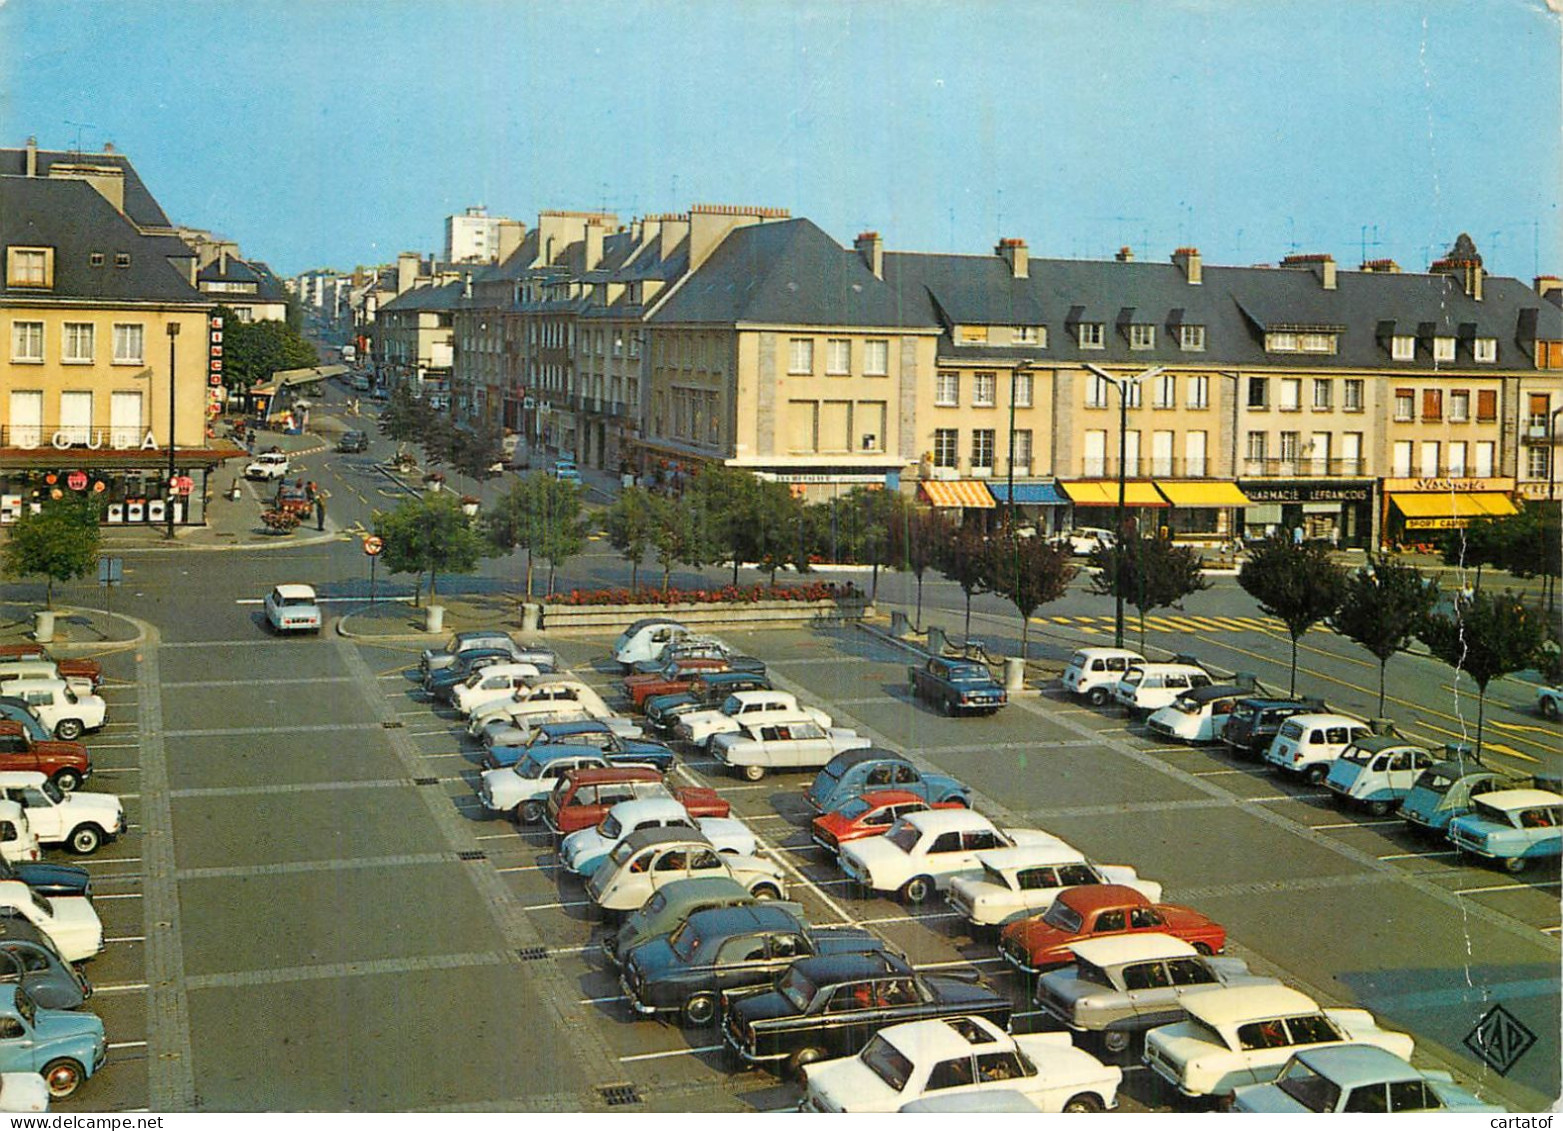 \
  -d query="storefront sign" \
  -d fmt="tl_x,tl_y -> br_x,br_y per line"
1382,477 -> 1515,494
760,472 -> 889,484
13,431 -> 160,452
1517,483 -> 1558,500
1239,480 -> 1372,504
1403,517 -> 1469,530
